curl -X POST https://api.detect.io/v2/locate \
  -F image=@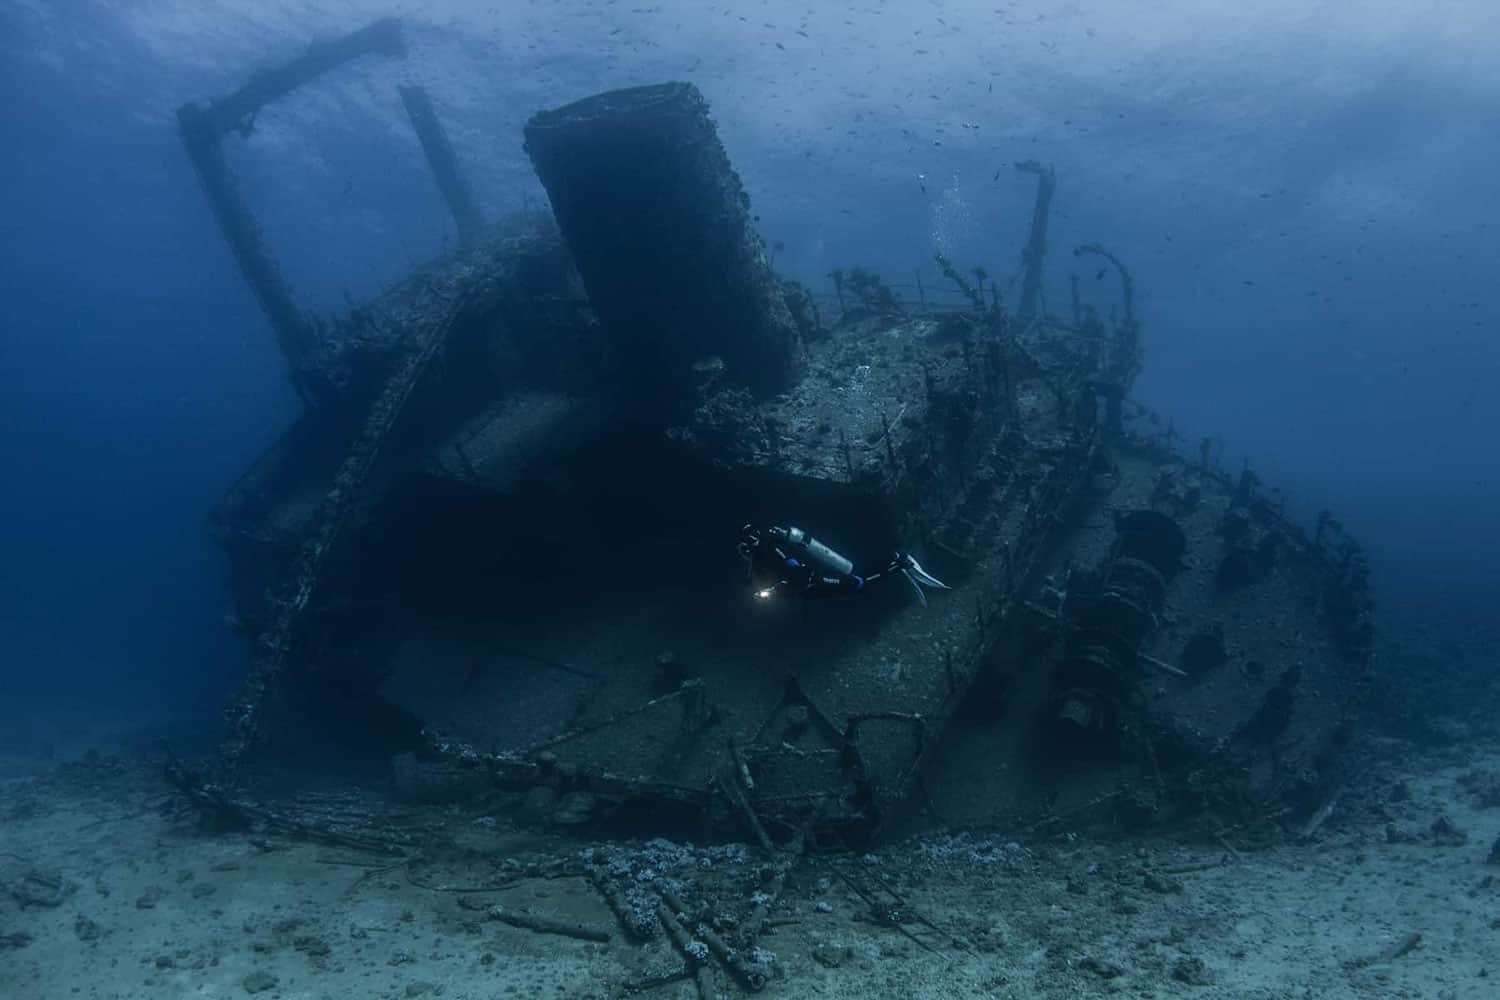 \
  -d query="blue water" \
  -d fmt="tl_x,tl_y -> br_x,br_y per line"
2,1 -> 1497,733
